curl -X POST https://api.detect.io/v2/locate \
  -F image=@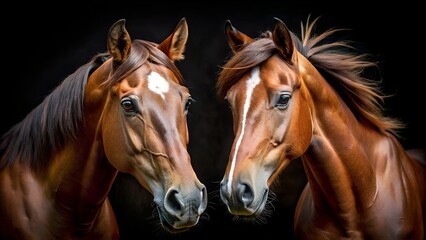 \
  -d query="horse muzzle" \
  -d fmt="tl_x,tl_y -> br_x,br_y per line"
156,184 -> 208,233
